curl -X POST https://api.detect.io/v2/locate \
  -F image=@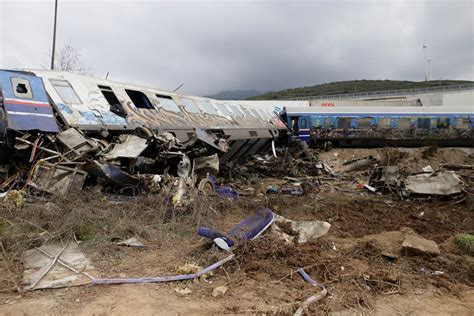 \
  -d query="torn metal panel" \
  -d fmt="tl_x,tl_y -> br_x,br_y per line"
29,162 -> 87,195
405,171 -> 464,196
103,135 -> 148,160
56,128 -> 98,157
193,154 -> 219,178
82,161 -> 141,186
369,166 -> 401,191
23,240 -> 97,290
194,128 -> 229,152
